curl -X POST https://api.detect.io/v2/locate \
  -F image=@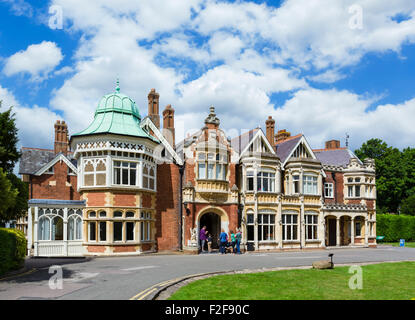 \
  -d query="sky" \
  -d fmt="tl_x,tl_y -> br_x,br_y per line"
1,0 -> 415,158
